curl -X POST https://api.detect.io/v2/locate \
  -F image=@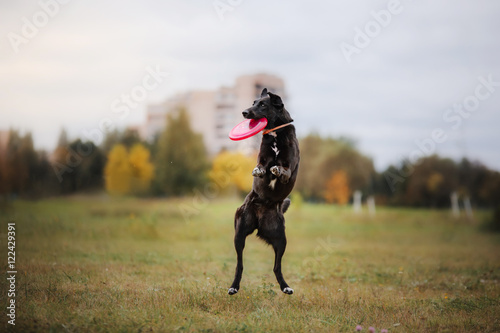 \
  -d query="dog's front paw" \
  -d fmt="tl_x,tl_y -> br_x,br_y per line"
271,166 -> 290,184
252,166 -> 265,177
270,166 -> 281,177
228,288 -> 238,295
282,287 -> 294,295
